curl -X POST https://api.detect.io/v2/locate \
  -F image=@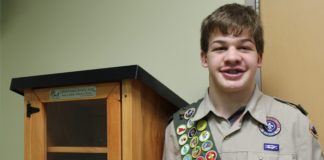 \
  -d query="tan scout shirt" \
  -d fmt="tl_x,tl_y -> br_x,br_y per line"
163,87 -> 323,160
